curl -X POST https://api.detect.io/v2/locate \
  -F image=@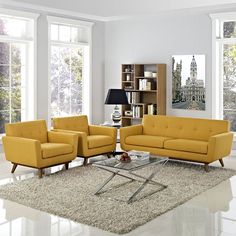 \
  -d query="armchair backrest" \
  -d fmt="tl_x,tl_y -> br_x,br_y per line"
5,120 -> 48,143
53,115 -> 89,134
